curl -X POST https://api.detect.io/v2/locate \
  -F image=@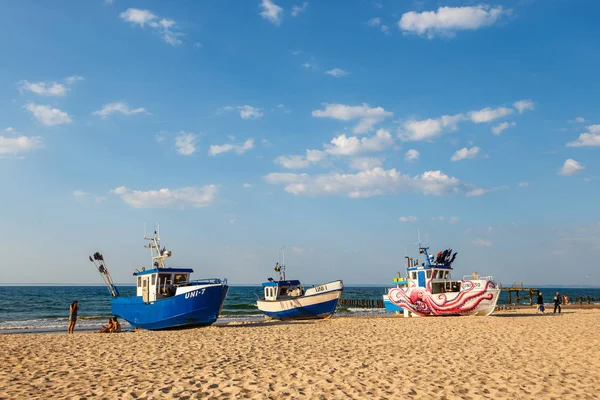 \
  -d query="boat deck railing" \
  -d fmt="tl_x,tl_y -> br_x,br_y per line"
462,275 -> 494,281
178,278 -> 228,287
